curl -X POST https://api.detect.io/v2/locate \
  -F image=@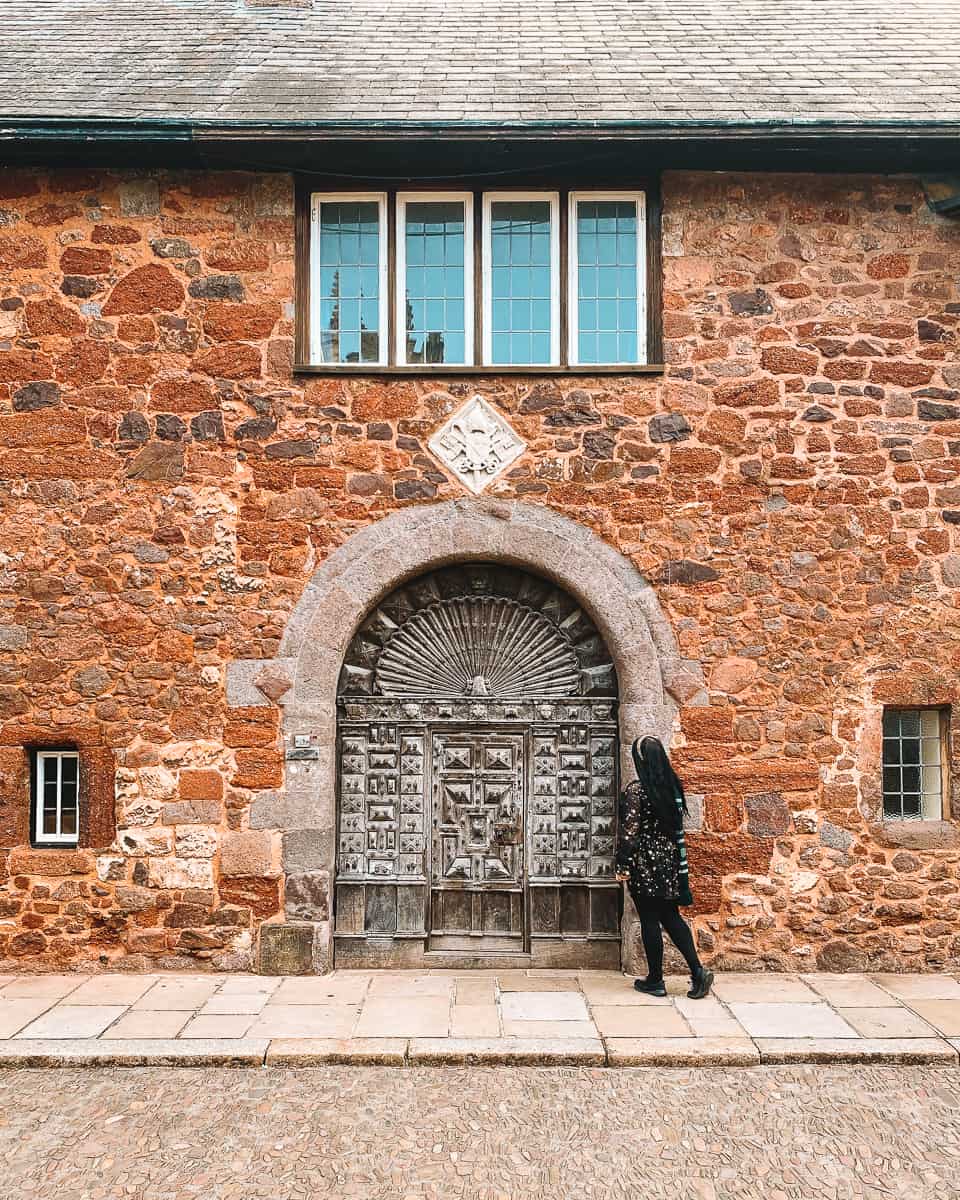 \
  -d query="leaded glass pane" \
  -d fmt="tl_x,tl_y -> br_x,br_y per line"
575,200 -> 638,364
403,200 -> 467,365
489,201 -> 554,365
882,708 -> 945,819
317,201 -> 381,364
